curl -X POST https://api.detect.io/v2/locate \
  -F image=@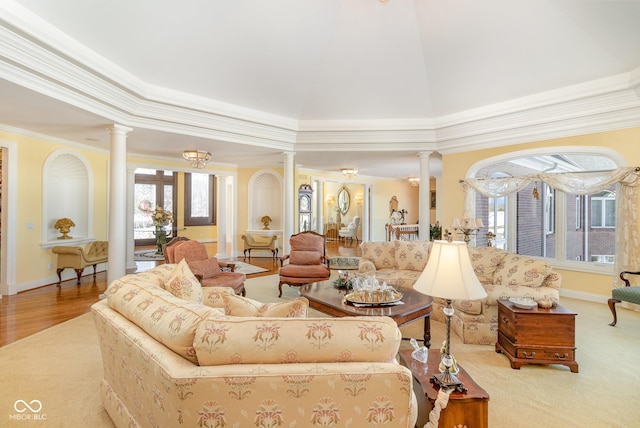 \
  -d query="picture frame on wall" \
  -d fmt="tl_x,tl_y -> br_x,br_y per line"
430,191 -> 436,209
